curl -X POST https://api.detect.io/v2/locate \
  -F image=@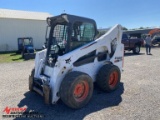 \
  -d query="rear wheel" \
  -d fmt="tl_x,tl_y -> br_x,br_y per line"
60,71 -> 93,109
96,64 -> 120,92
133,45 -> 140,54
